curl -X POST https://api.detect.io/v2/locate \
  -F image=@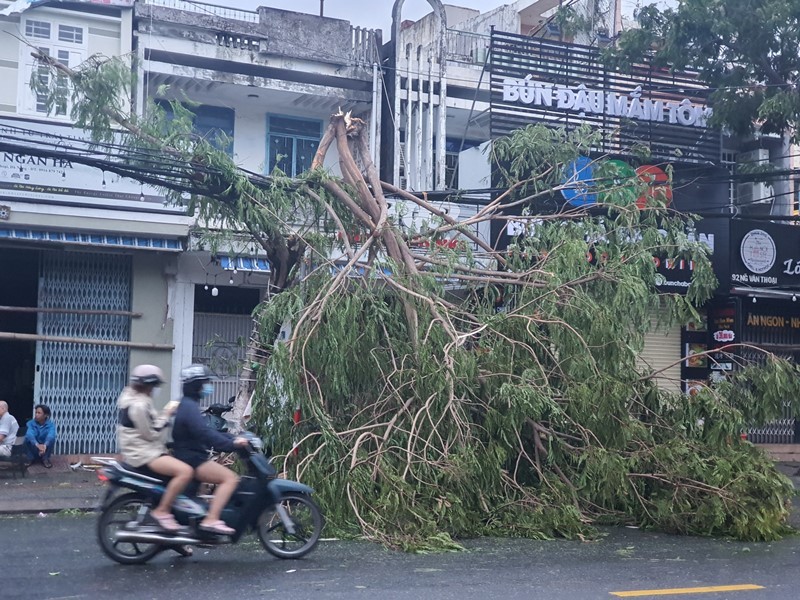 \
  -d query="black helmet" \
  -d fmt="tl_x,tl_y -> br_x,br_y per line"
180,363 -> 214,384
130,364 -> 165,386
